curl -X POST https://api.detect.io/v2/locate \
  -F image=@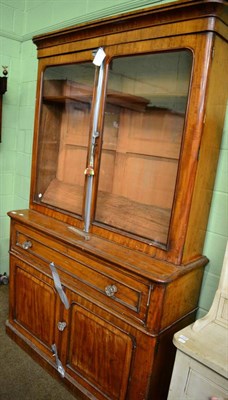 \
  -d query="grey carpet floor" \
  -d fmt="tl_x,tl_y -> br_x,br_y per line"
0,285 -> 78,400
